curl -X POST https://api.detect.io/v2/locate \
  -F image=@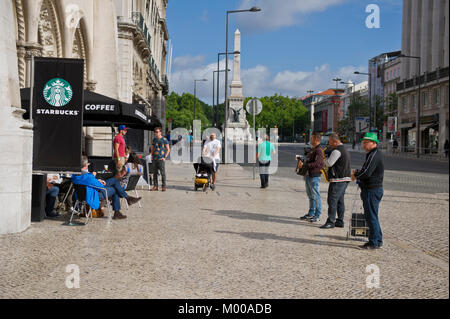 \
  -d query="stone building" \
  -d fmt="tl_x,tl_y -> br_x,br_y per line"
396,0 -> 449,153
0,0 -> 169,234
